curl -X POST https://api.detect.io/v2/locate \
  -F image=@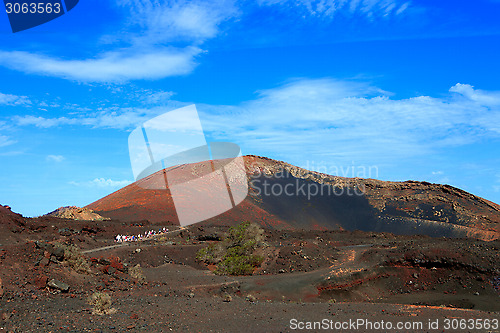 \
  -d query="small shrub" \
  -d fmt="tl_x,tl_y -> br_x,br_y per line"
129,264 -> 146,284
245,294 -> 256,302
54,243 -> 91,274
196,221 -> 265,275
88,292 -> 116,315
215,254 -> 264,275
195,243 -> 225,264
